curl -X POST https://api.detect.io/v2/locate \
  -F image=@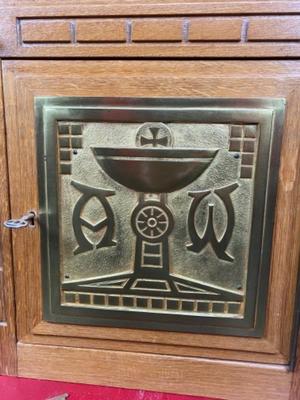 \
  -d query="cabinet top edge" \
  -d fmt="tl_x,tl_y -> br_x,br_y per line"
2,1 -> 300,15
